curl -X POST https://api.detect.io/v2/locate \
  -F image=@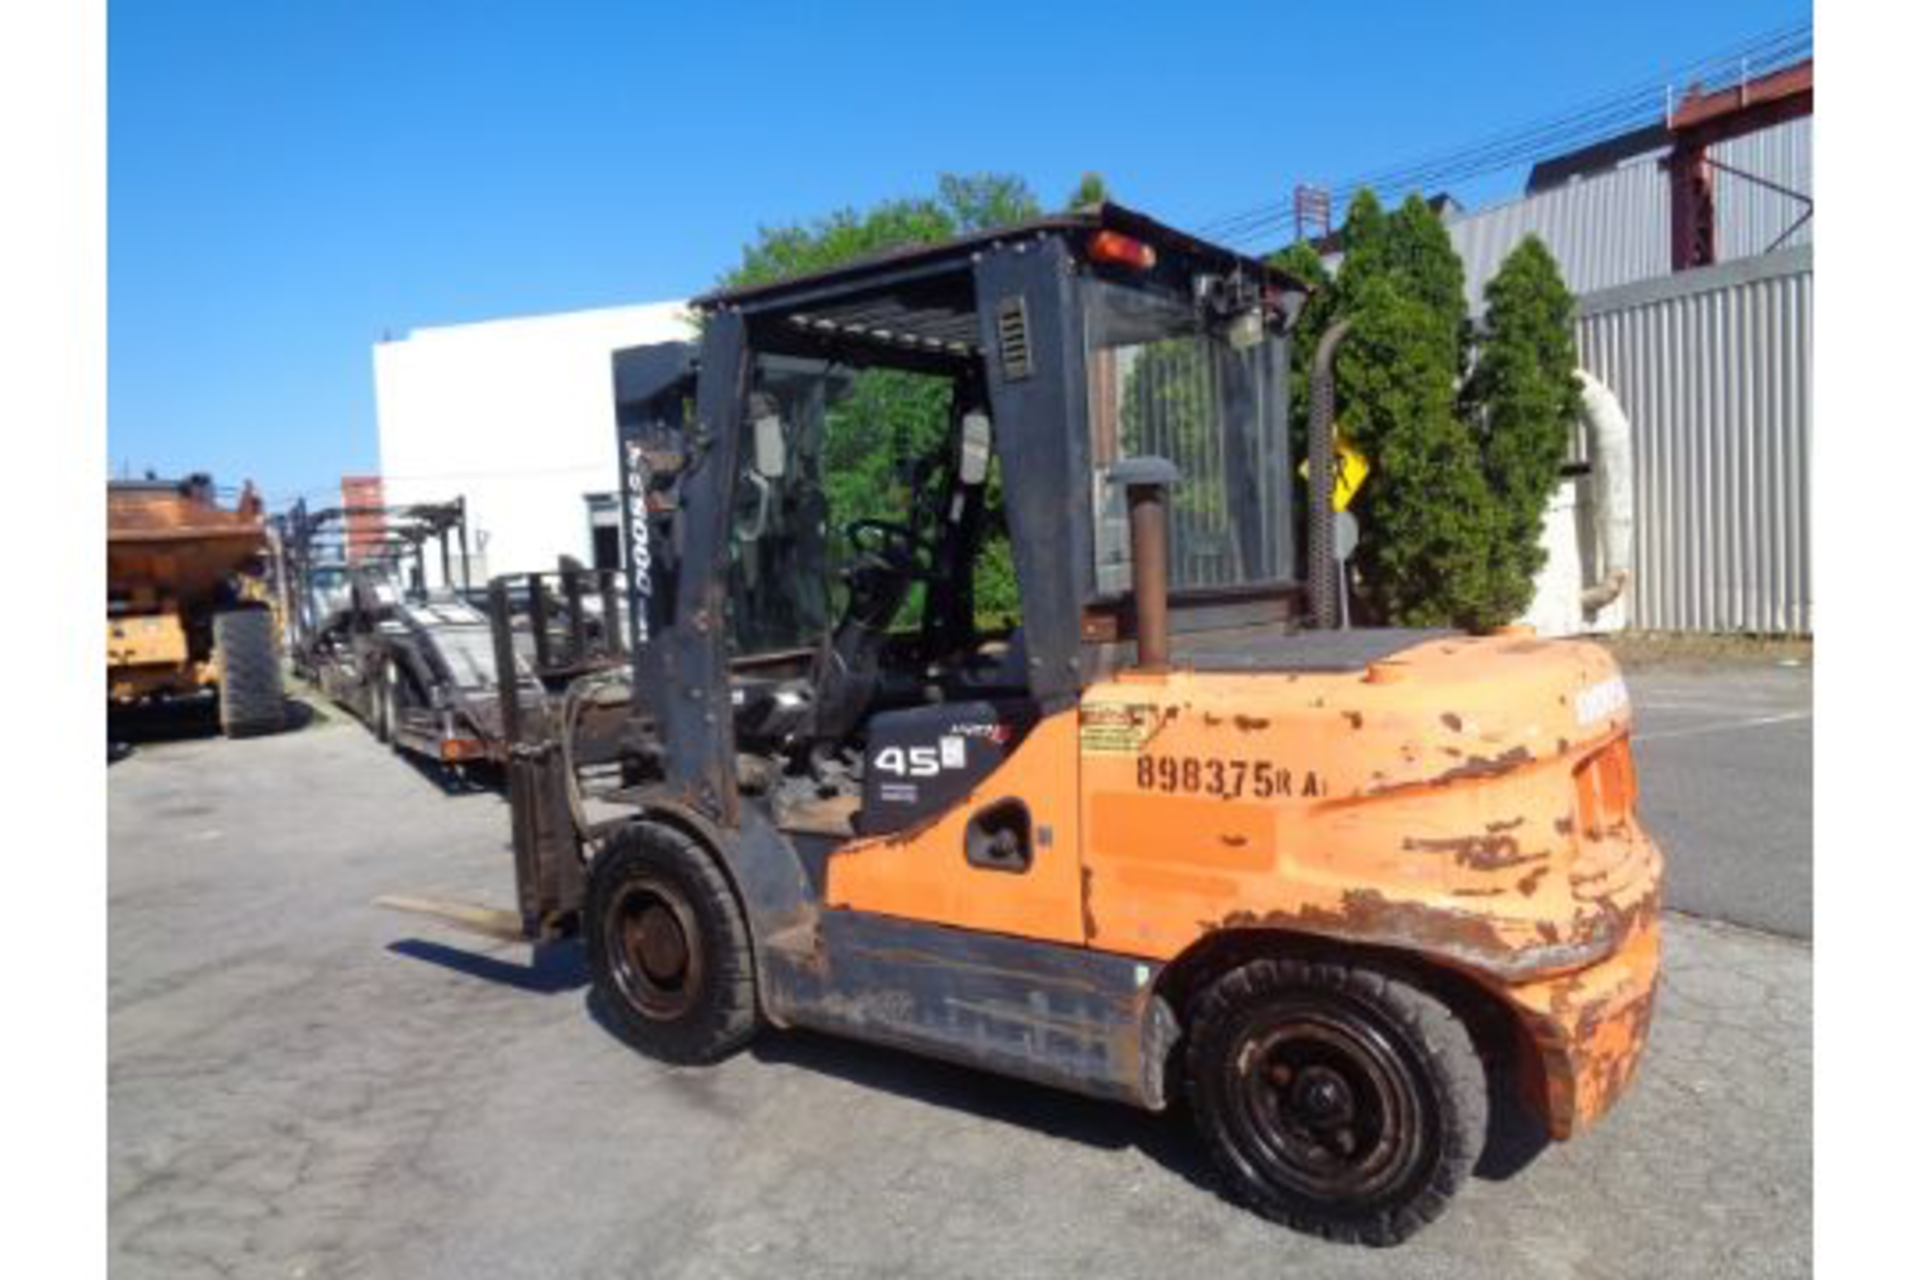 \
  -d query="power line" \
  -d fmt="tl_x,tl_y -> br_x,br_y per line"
1199,17 -> 1811,251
